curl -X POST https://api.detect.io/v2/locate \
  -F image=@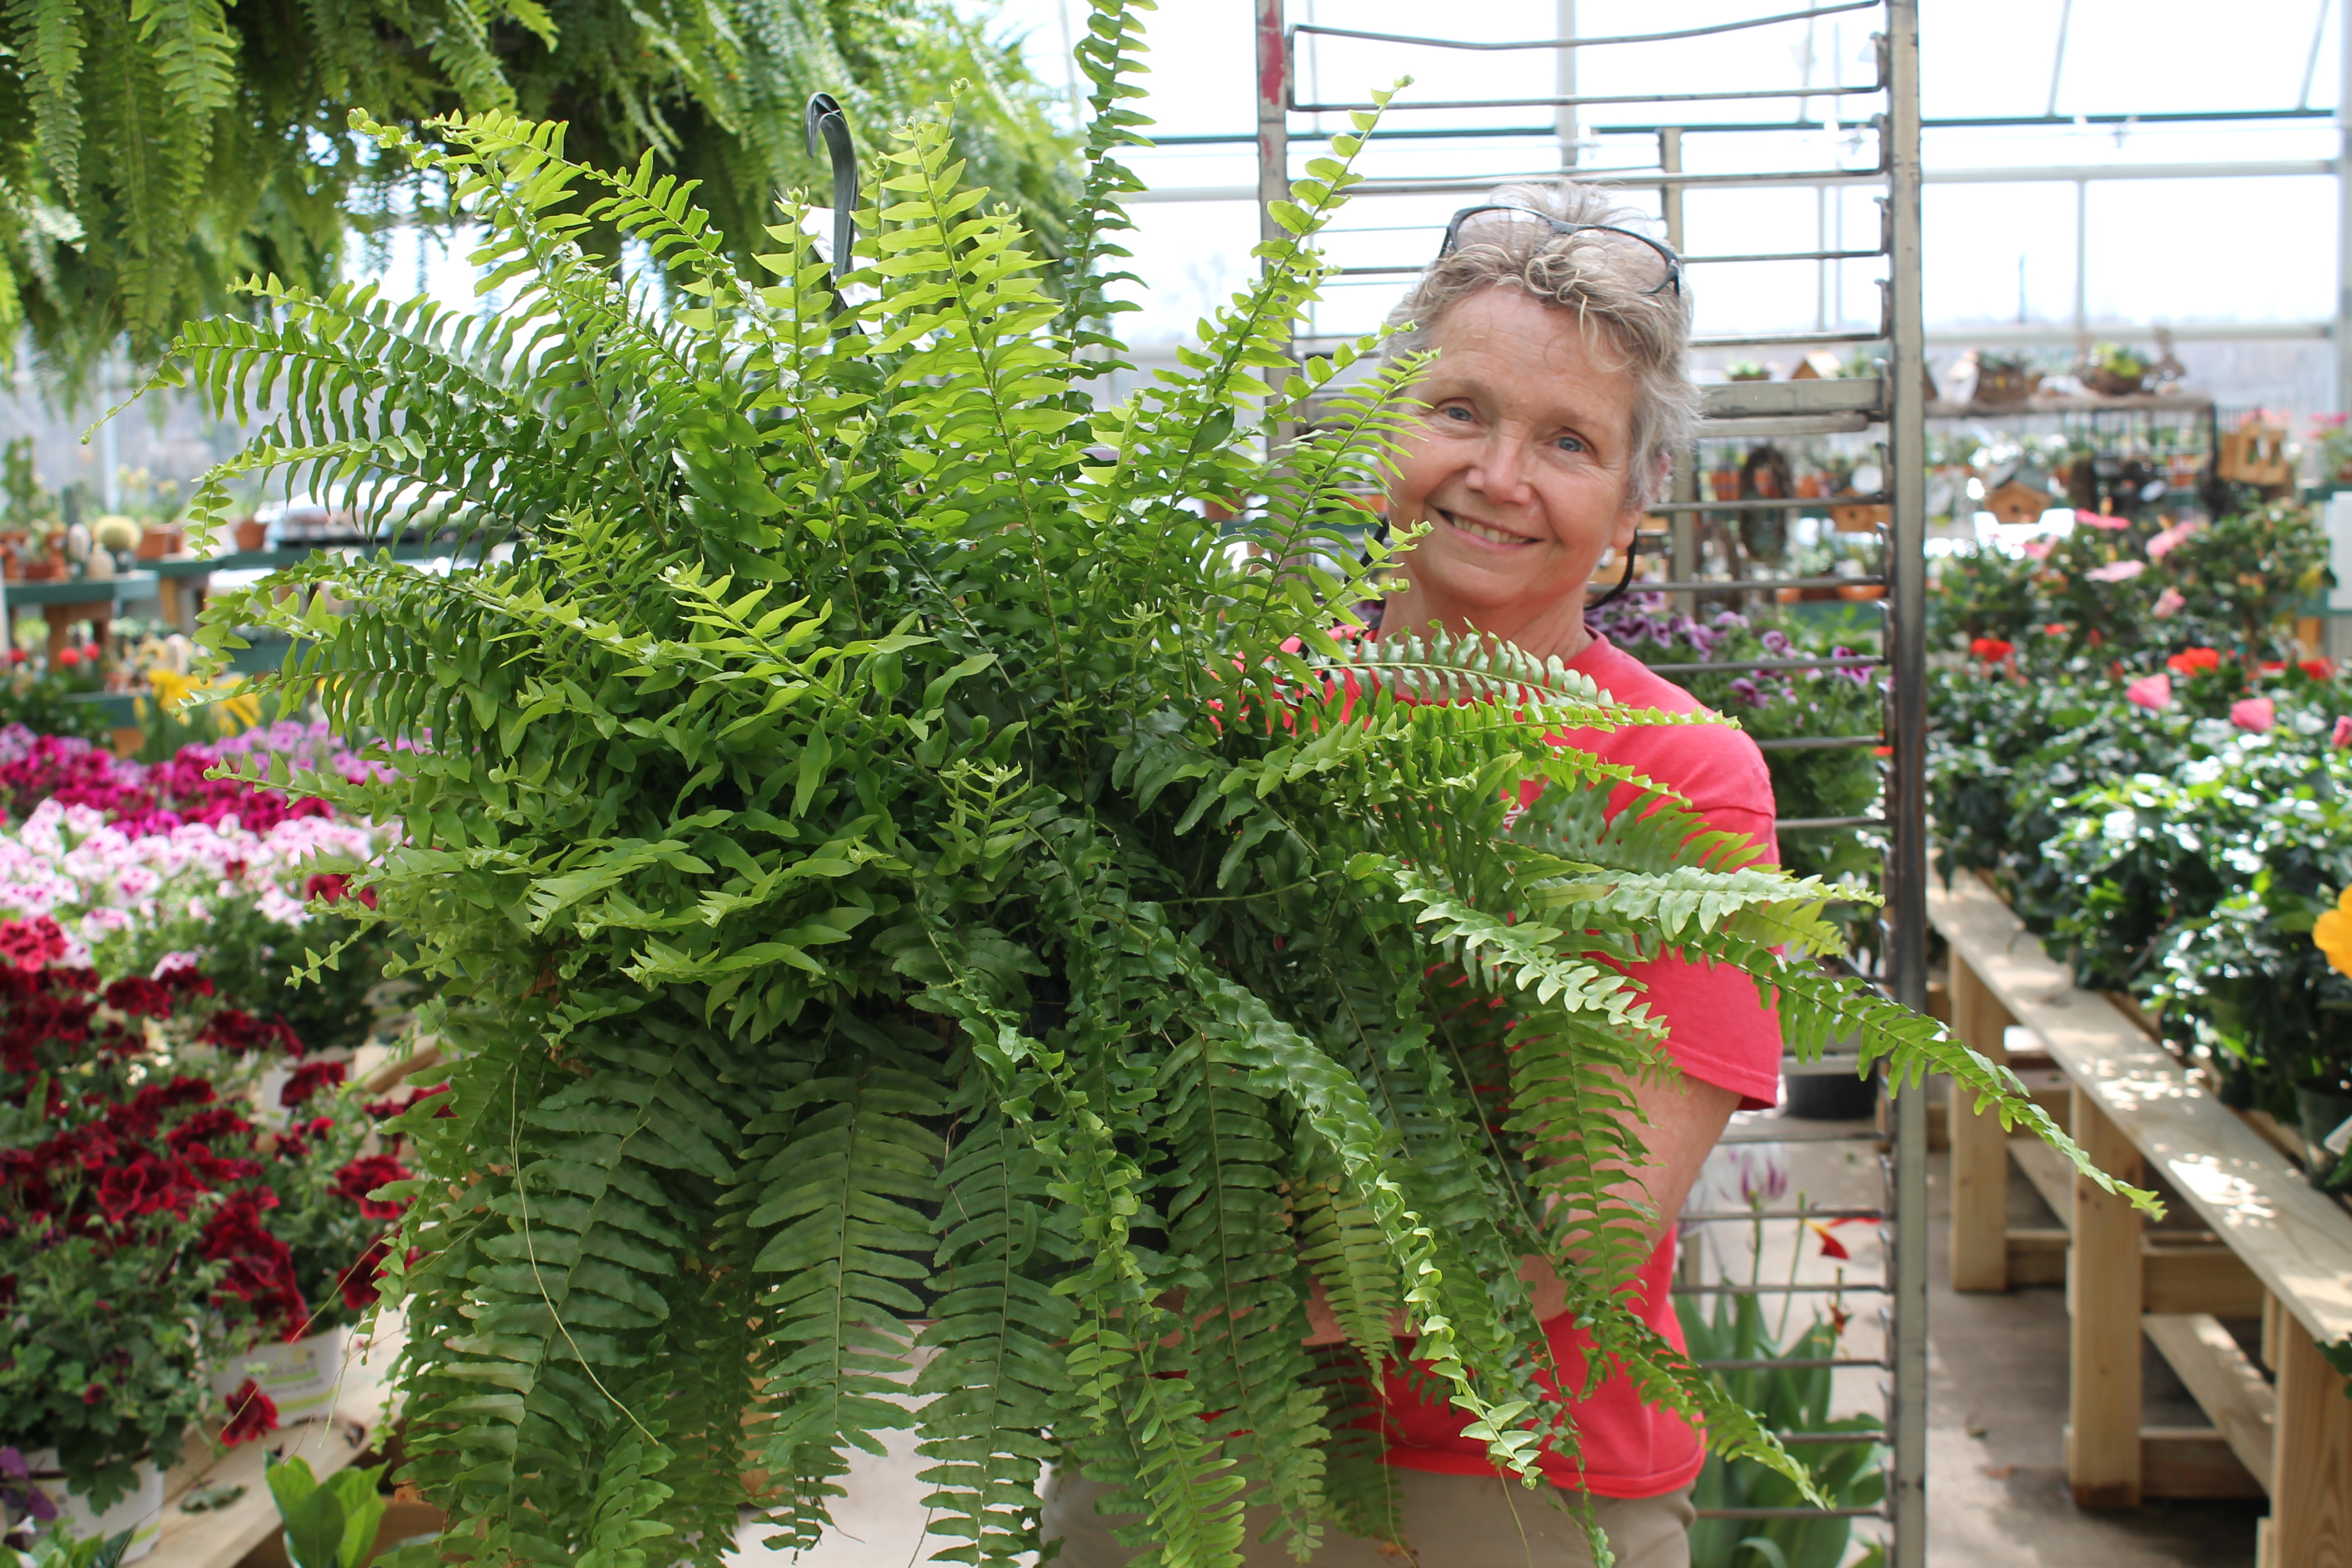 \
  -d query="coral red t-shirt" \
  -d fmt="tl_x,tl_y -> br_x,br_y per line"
1376,632 -> 1785,1498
